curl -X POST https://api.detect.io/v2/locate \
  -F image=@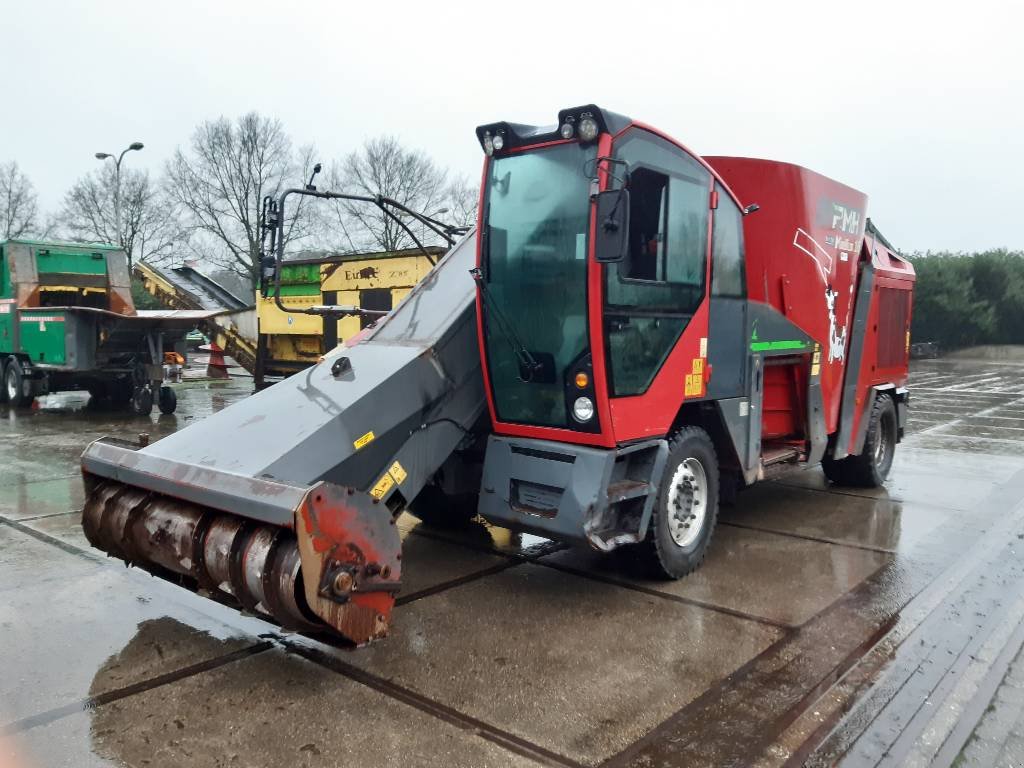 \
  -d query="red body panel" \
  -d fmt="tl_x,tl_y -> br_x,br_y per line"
704,157 -> 870,435
845,239 -> 915,452
477,132 -> 914,456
